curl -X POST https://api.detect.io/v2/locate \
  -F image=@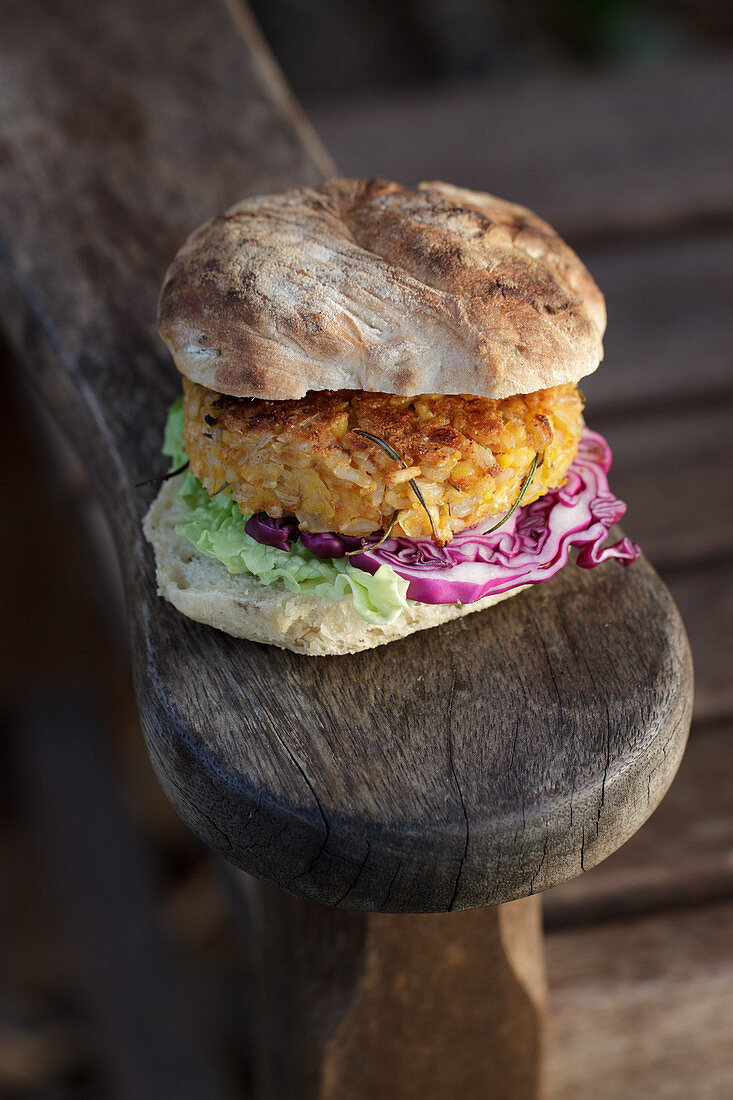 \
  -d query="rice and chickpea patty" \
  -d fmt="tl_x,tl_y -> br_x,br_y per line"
182,379 -> 584,545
